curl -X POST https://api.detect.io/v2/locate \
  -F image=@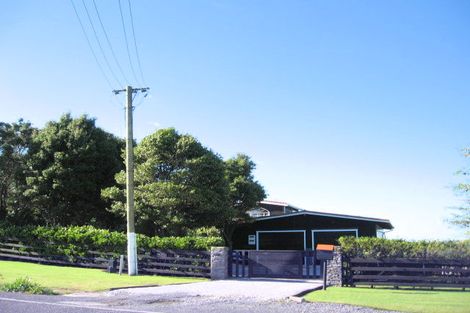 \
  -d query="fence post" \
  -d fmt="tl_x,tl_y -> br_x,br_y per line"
107,258 -> 116,273
210,247 -> 229,280
248,251 -> 253,278
305,251 -> 310,278
118,255 -> 124,275
228,251 -> 233,278
313,250 -> 317,277
241,251 -> 245,278
235,252 -> 239,277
